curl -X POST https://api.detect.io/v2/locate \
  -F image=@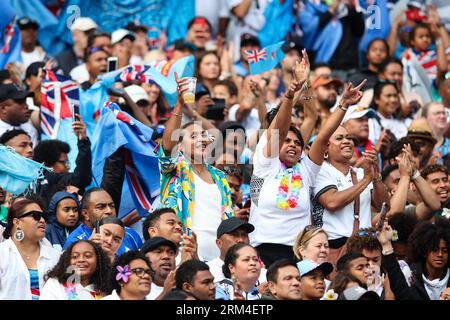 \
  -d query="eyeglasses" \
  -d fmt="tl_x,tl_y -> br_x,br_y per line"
56,159 -> 70,168
131,268 -> 154,279
18,210 -> 48,222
